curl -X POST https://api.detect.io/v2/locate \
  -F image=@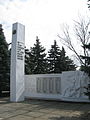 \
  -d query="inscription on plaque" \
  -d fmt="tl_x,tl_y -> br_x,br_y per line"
37,77 -> 61,94
17,41 -> 24,60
